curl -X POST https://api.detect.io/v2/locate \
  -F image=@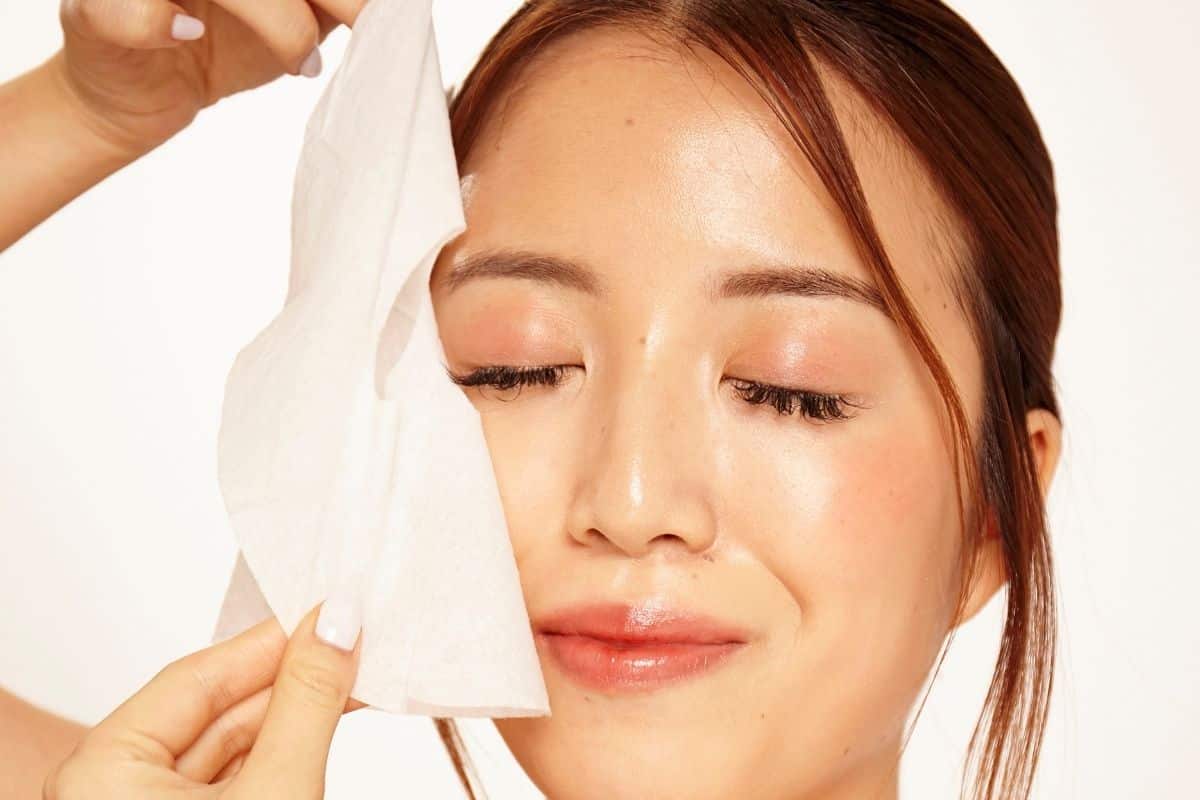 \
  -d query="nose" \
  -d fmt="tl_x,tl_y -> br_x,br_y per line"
565,354 -> 719,559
